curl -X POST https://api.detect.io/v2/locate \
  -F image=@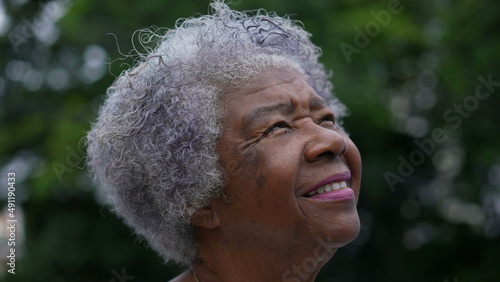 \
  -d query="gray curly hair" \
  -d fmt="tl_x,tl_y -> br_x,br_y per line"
86,0 -> 347,265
